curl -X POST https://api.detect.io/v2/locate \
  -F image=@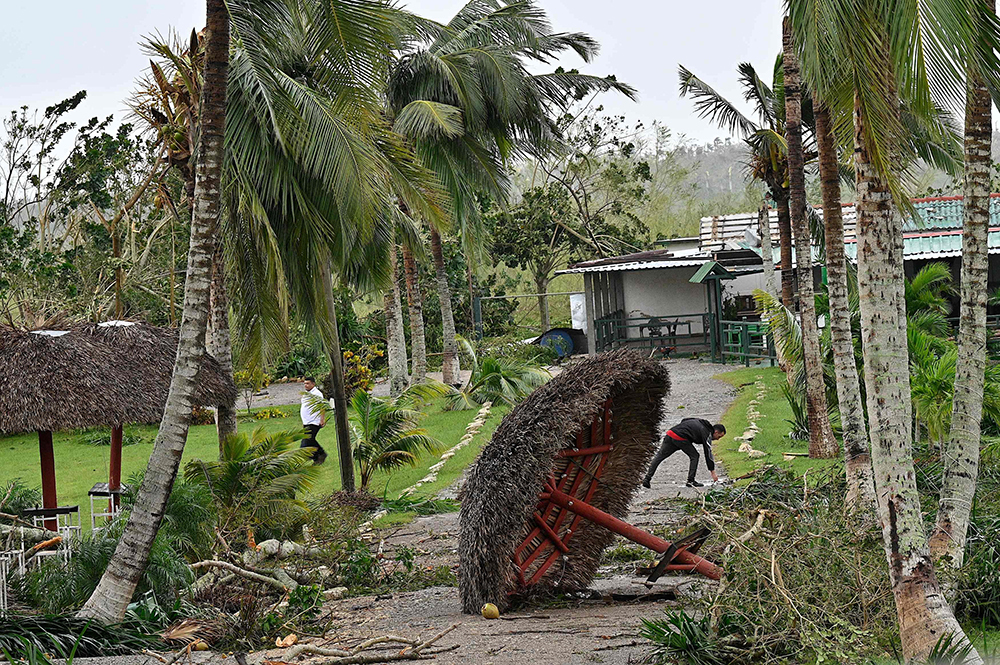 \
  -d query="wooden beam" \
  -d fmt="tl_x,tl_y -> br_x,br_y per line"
38,431 -> 57,532
110,425 -> 123,510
